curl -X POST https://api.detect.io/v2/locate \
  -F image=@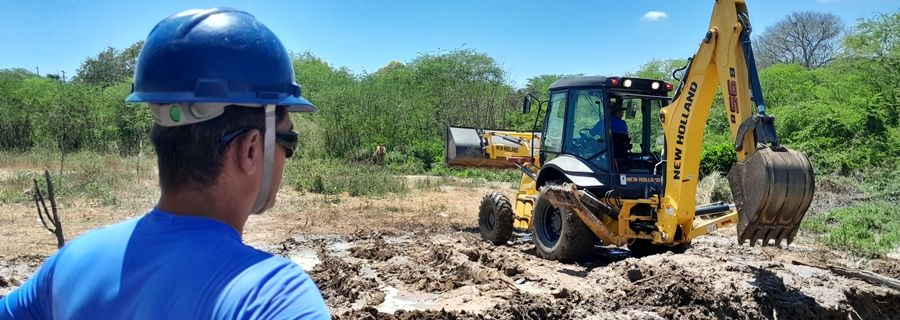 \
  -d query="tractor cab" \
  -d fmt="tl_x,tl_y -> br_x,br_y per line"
531,76 -> 673,198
